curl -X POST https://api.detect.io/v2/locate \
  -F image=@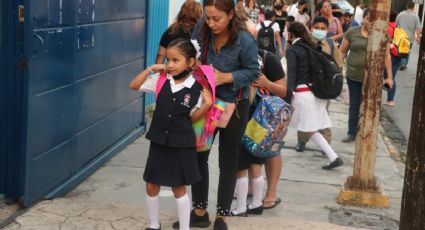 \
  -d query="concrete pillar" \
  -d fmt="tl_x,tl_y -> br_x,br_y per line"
399,26 -> 425,230
337,0 -> 391,208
